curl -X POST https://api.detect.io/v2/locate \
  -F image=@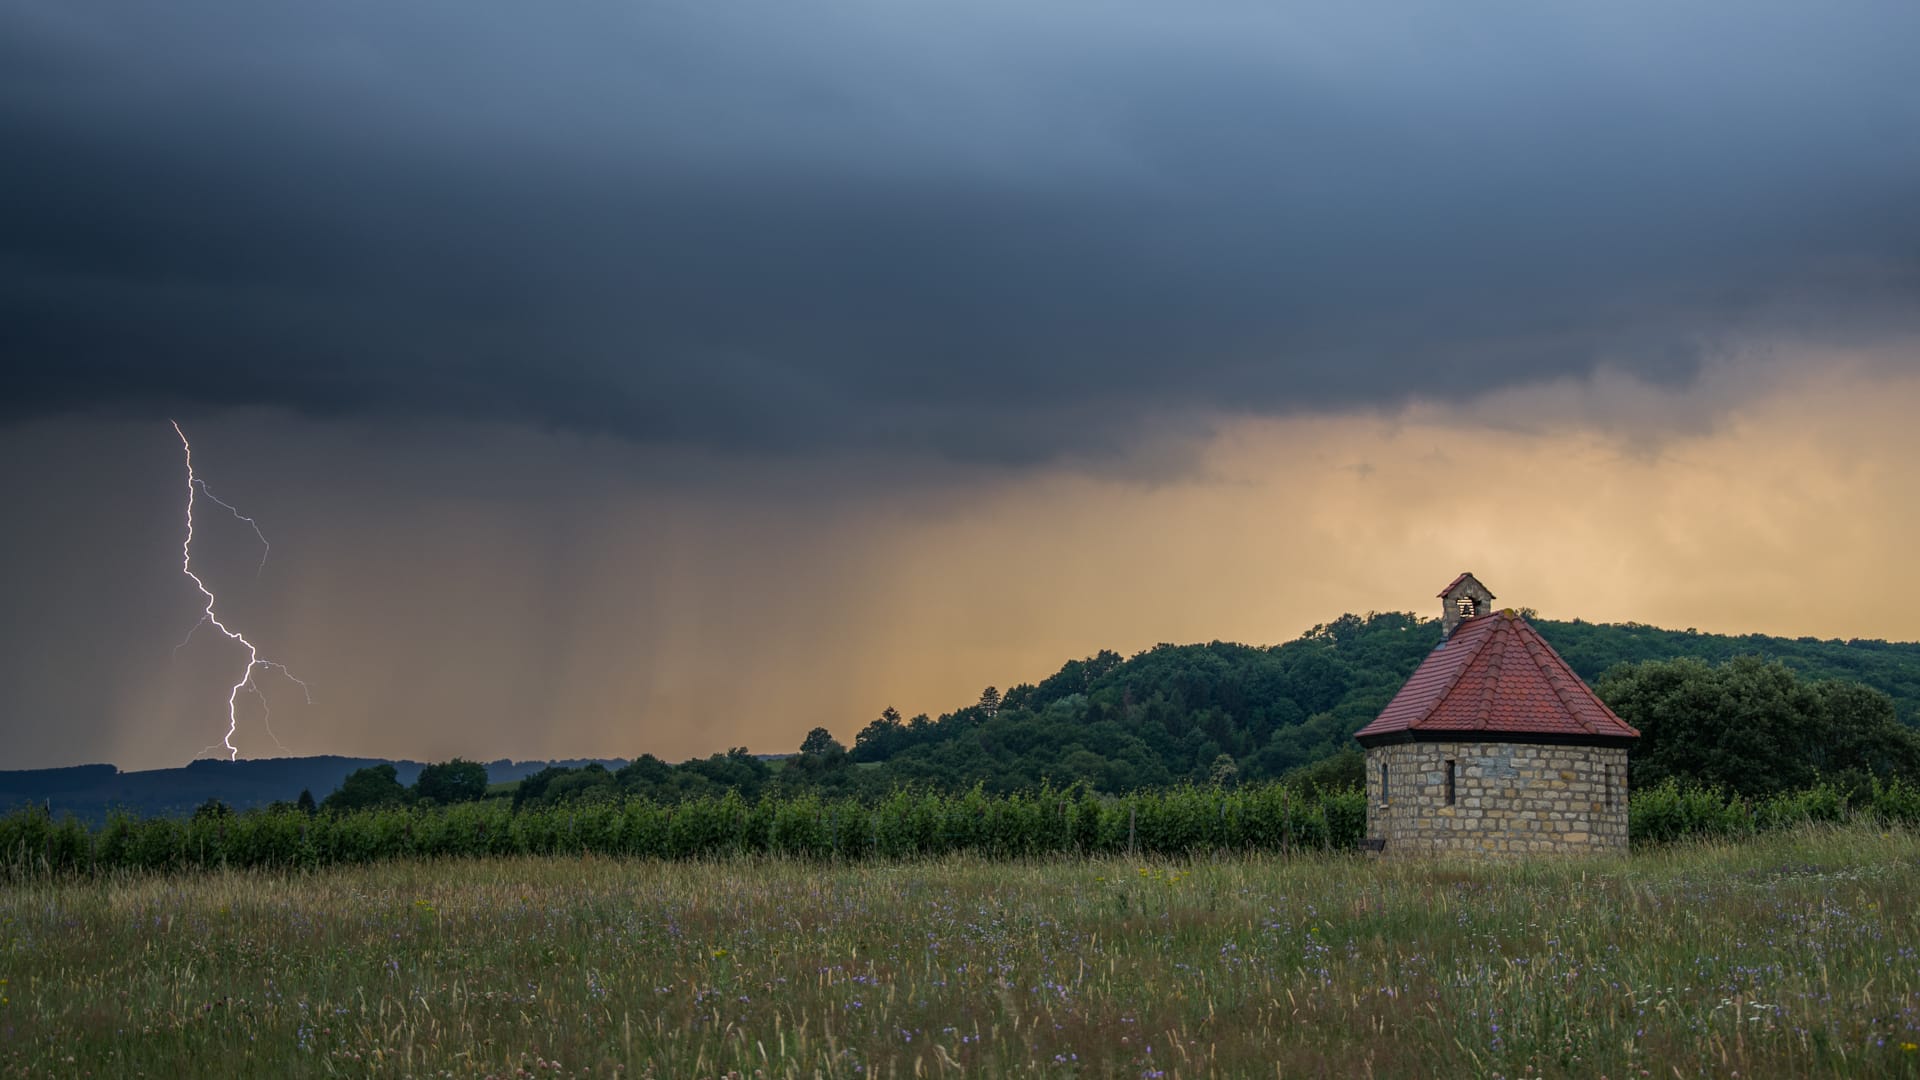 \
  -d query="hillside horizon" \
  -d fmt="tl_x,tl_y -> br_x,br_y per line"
9,609 -> 1920,821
